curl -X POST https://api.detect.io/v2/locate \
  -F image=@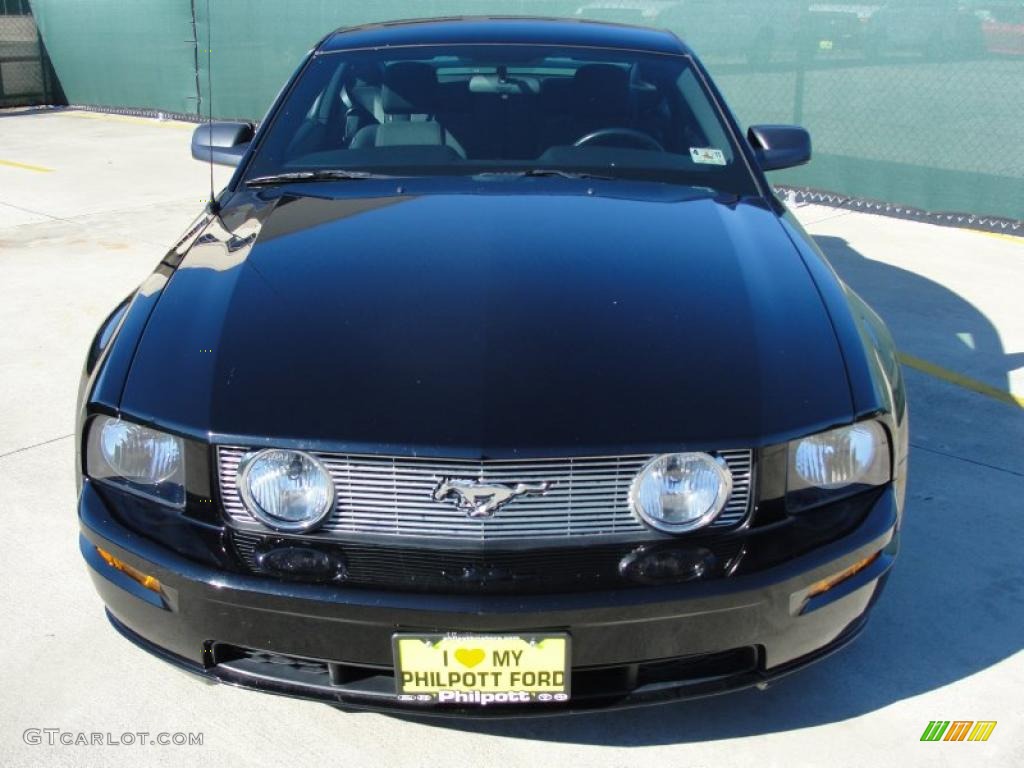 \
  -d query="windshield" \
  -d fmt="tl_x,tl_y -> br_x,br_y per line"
244,44 -> 759,195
